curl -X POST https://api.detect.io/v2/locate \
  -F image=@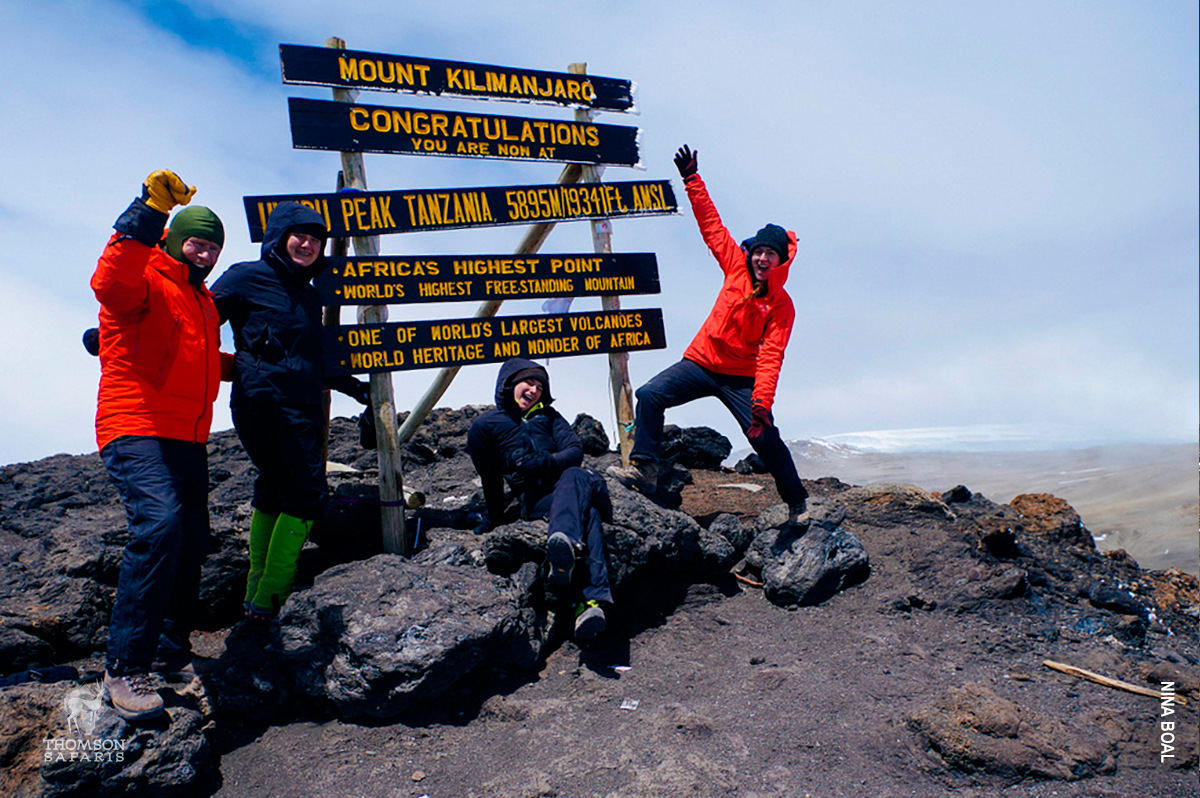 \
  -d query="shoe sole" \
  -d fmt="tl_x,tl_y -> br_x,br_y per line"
545,533 -> 575,587
574,608 -> 606,640
606,467 -> 655,495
